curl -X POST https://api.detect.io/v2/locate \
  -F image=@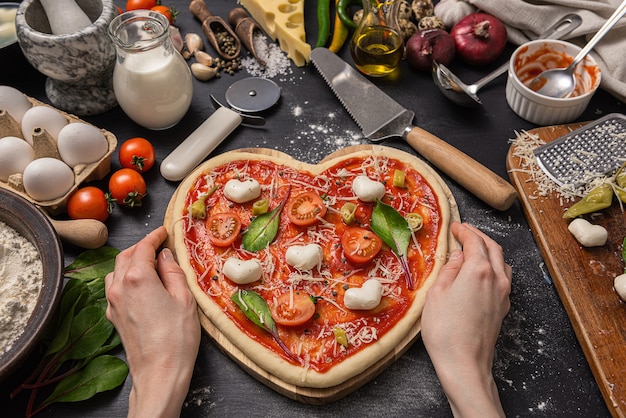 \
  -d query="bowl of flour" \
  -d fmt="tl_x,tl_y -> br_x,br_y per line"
0,187 -> 63,380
